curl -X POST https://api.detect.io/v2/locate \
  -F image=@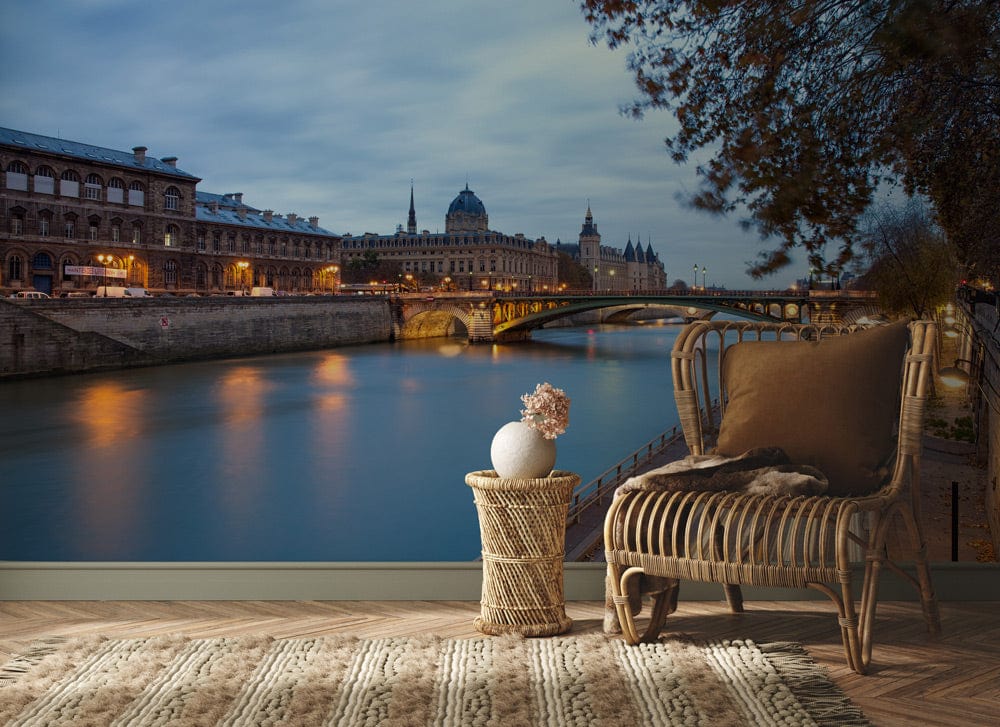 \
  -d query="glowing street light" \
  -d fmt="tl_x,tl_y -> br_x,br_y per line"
97,253 -> 111,295
702,266 -> 707,290
693,263 -> 698,290
237,260 -> 249,294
